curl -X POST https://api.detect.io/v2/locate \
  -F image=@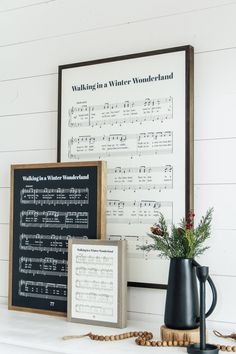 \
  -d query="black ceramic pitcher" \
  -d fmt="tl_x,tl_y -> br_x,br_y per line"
164,258 -> 217,330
